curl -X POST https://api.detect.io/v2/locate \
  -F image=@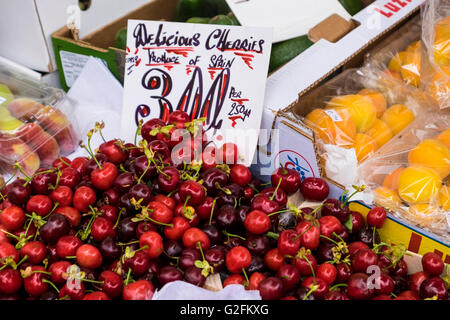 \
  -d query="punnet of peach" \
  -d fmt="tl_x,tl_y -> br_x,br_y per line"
357,110 -> 450,243
0,64 -> 79,177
